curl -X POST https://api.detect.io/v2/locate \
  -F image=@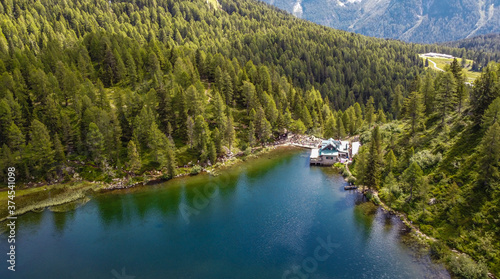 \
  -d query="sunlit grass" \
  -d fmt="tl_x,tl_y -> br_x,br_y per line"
419,55 -> 481,83
0,182 -> 97,221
